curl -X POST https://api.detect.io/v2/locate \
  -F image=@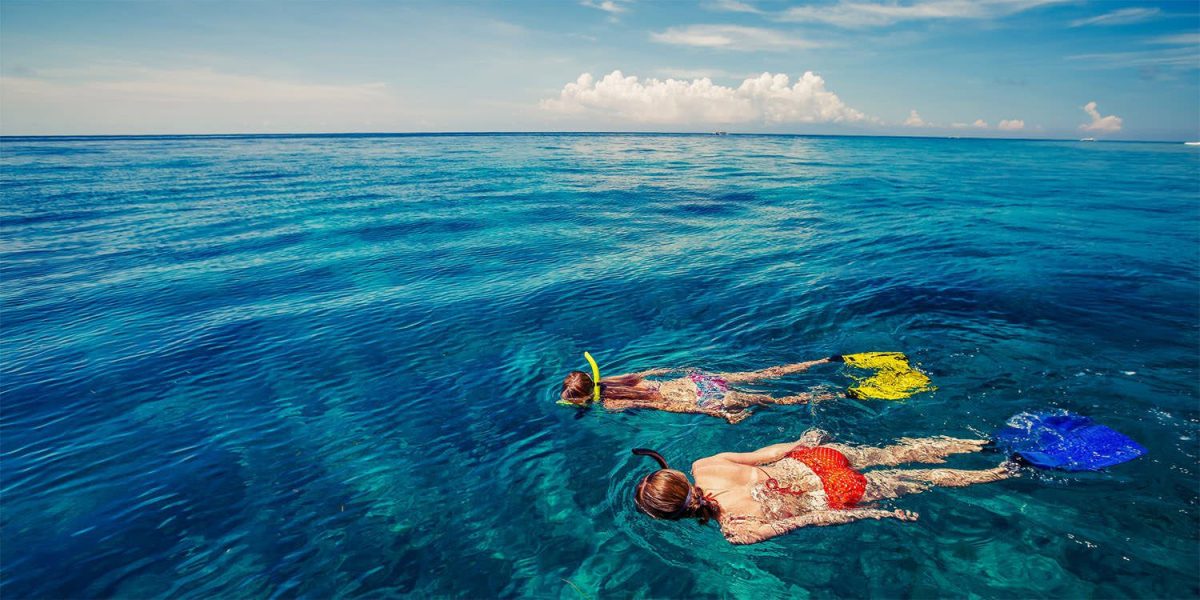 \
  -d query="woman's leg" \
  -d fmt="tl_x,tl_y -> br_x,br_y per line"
861,464 -> 1012,502
727,391 -> 837,407
826,436 -> 989,469
716,358 -> 832,384
773,391 -> 838,405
